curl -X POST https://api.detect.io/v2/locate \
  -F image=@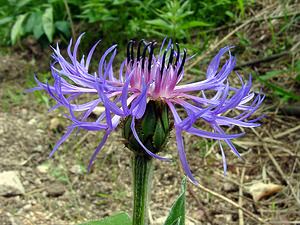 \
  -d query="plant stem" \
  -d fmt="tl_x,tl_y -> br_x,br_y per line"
132,154 -> 153,225
63,0 -> 76,41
